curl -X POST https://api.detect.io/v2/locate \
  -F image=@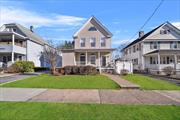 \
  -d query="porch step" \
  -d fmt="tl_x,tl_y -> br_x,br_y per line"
103,73 -> 140,89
